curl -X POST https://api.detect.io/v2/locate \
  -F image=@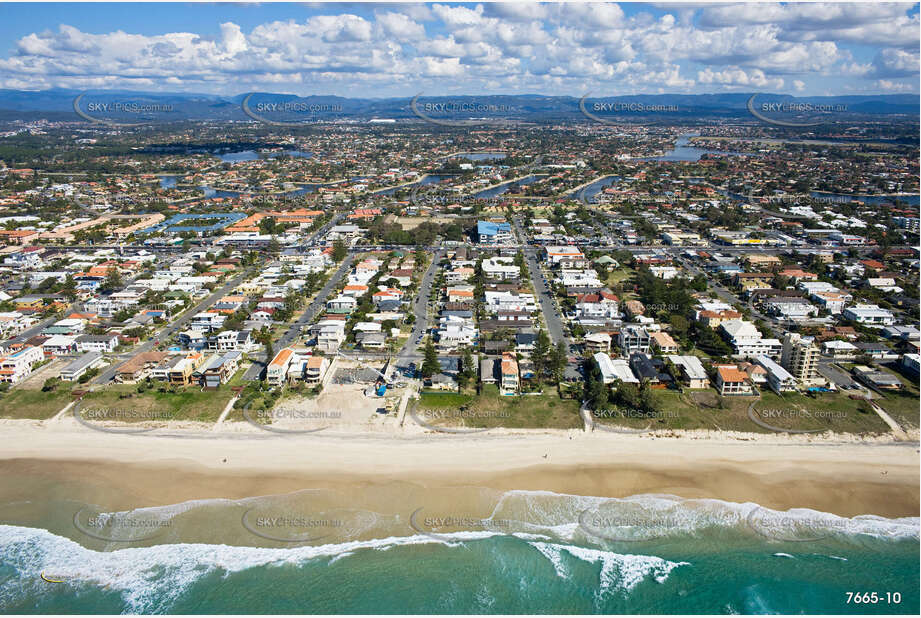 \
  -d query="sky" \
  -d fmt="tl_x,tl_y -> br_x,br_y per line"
0,1 -> 918,97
